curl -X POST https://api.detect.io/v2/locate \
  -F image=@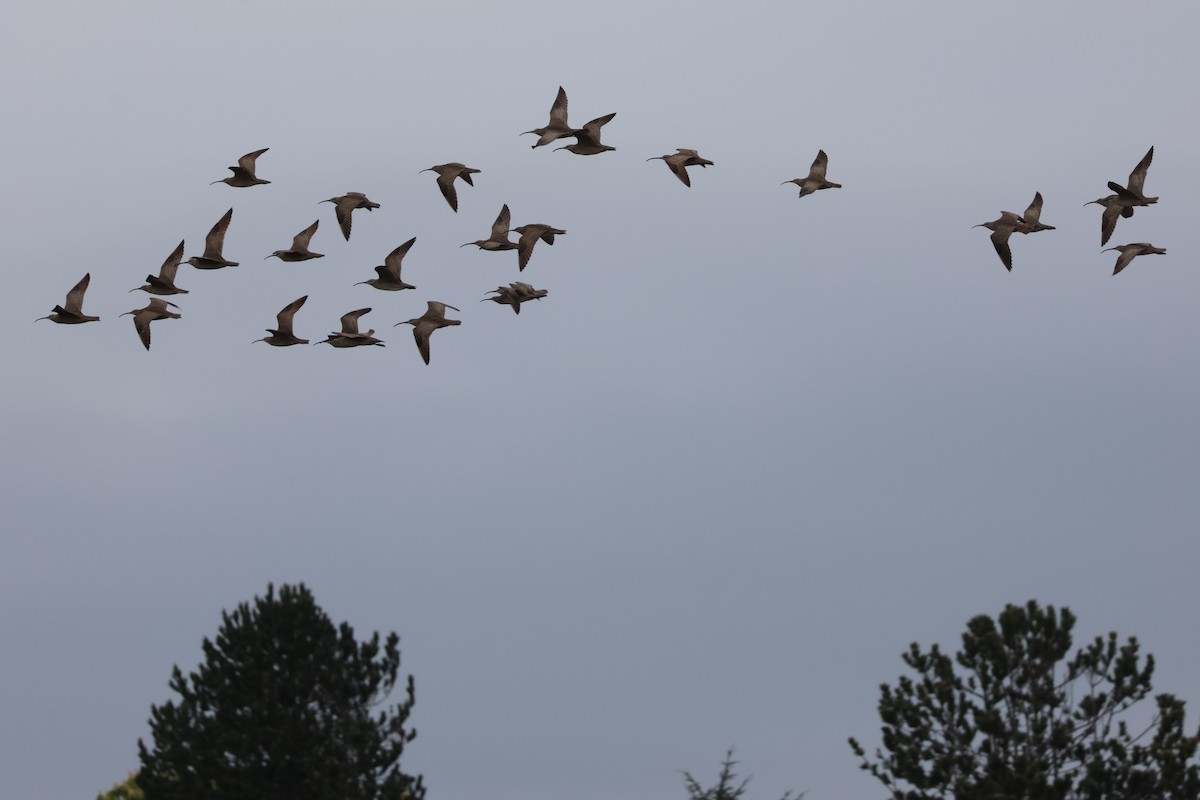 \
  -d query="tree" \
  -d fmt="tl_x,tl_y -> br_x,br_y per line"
682,748 -> 800,800
137,583 -> 424,800
97,772 -> 143,800
849,600 -> 1200,800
